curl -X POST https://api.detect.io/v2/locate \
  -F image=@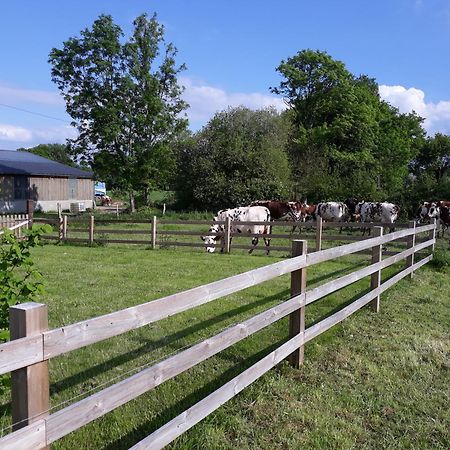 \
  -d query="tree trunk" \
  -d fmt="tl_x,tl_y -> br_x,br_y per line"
143,186 -> 149,205
129,192 -> 136,213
